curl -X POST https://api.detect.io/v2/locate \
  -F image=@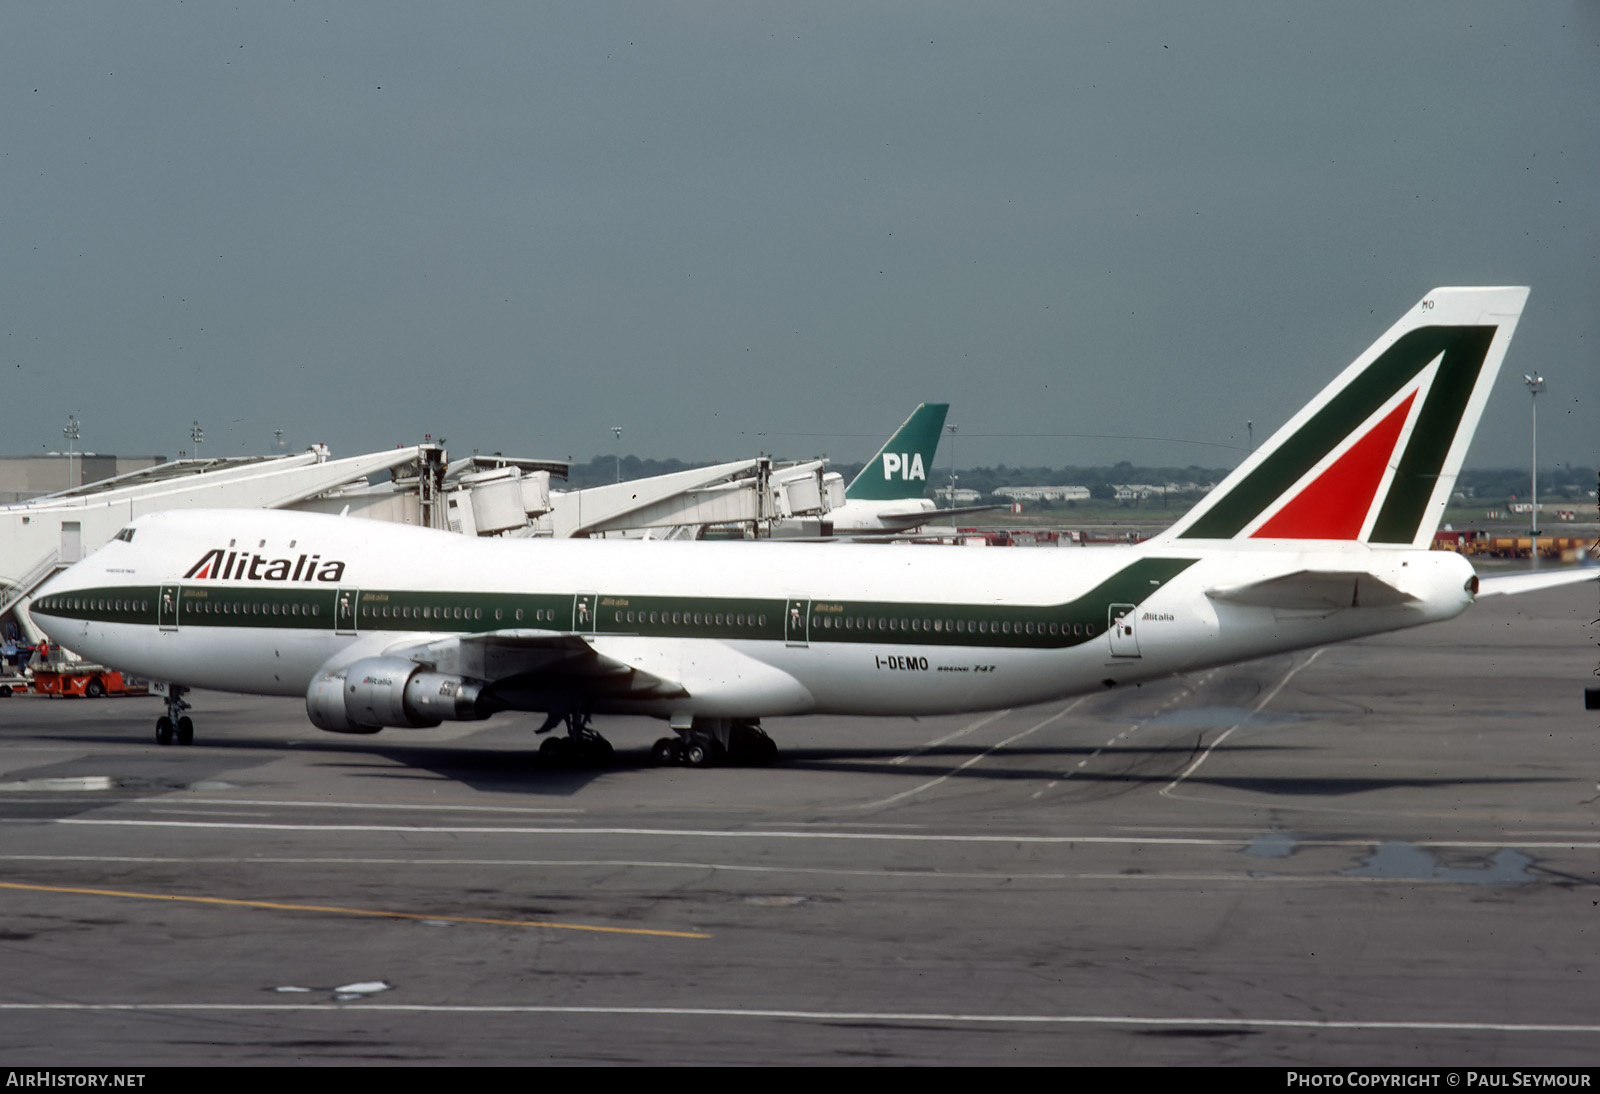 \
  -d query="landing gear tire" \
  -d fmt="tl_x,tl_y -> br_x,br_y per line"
539,723 -> 614,768
683,740 -> 724,768
651,737 -> 681,765
728,722 -> 778,765
156,684 -> 191,747
84,678 -> 105,699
